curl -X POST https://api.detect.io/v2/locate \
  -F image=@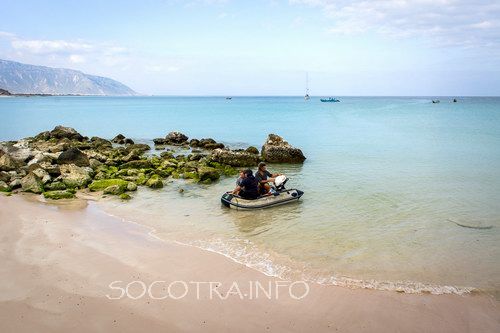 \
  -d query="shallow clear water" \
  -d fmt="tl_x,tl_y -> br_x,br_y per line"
1,96 -> 499,294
